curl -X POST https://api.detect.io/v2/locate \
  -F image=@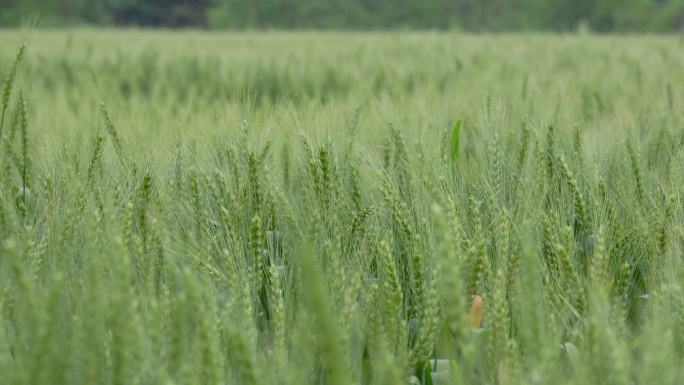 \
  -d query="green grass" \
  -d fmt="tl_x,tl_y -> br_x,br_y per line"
0,29 -> 682,385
